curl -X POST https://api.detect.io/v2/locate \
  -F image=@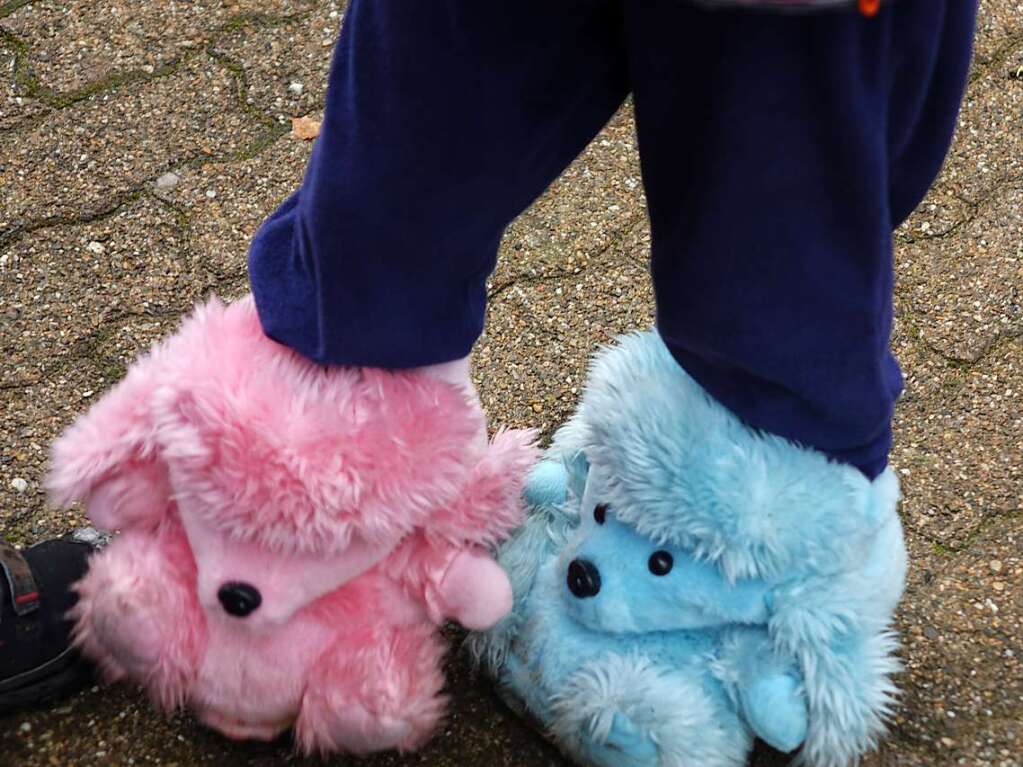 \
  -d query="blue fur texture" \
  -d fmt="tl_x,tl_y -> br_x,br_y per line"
468,332 -> 907,767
